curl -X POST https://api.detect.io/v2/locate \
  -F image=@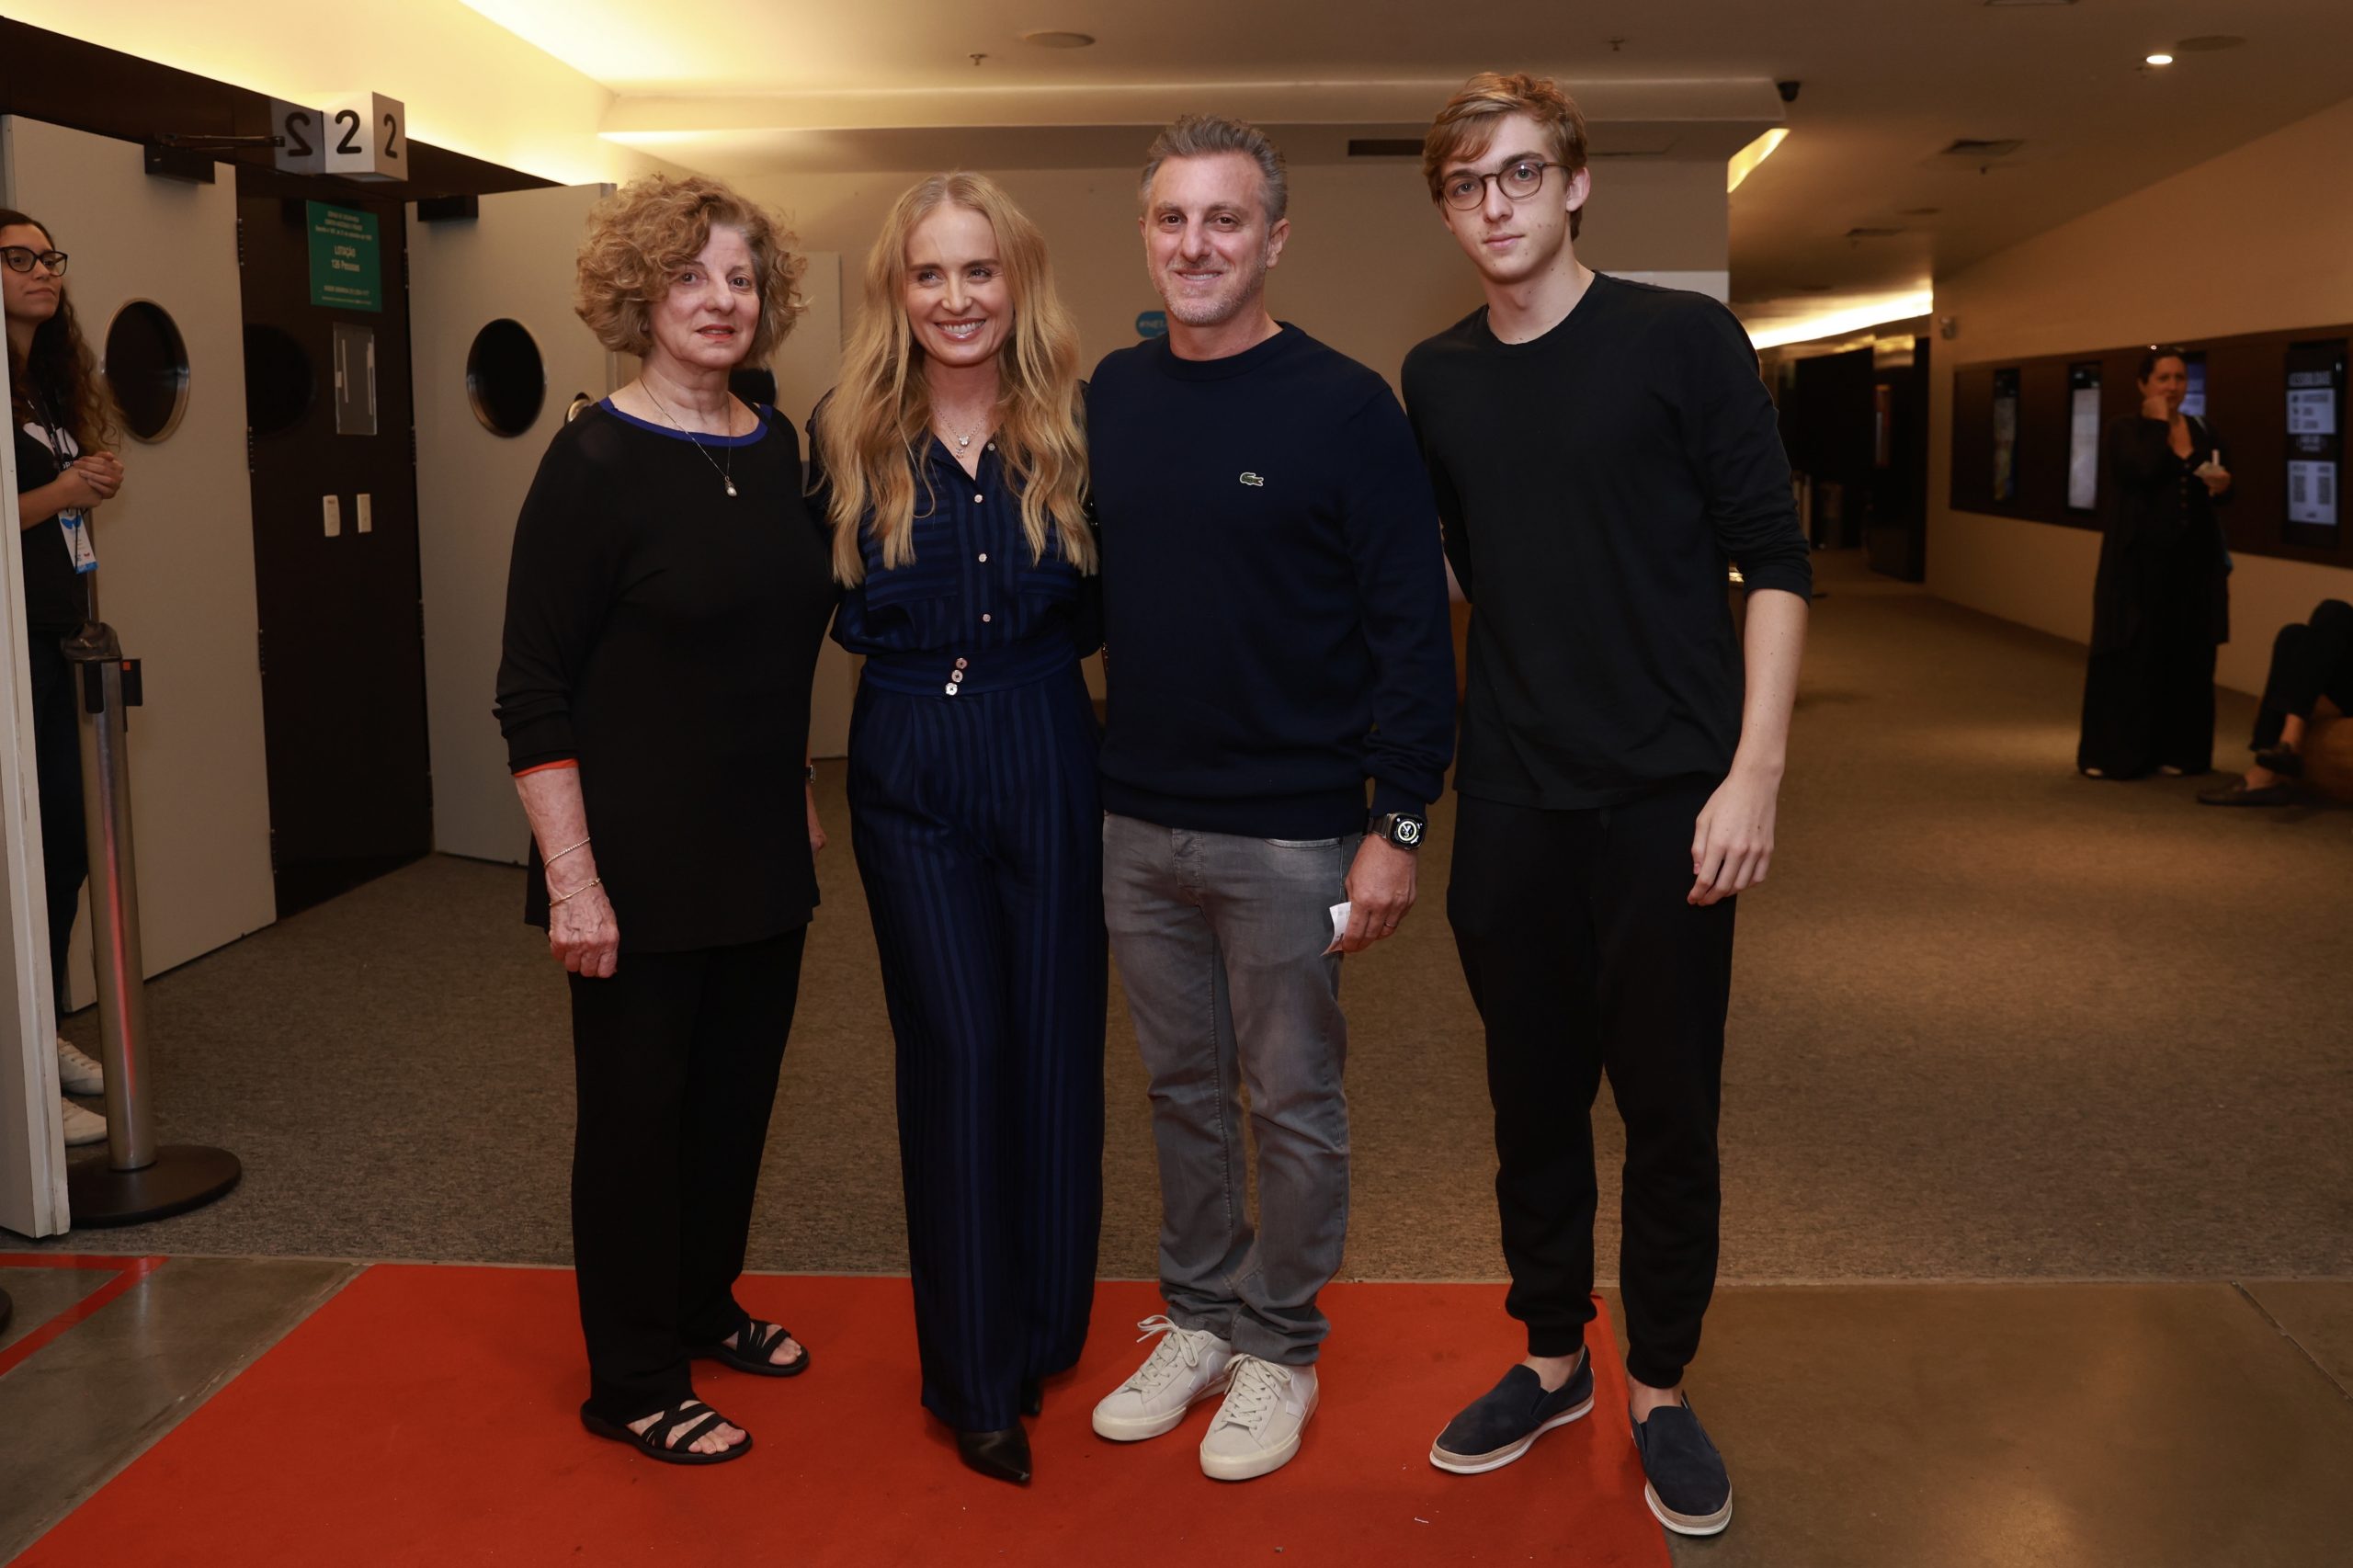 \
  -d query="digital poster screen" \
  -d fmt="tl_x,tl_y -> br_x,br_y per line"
2067,362 -> 2101,511
2284,338 -> 2345,542
2181,352 -> 2209,419
1992,369 -> 2020,502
